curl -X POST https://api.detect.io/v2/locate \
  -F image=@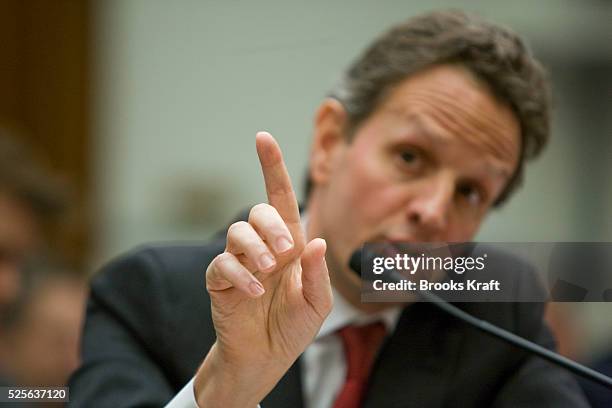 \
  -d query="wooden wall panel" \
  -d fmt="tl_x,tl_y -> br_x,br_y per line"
0,0 -> 91,270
